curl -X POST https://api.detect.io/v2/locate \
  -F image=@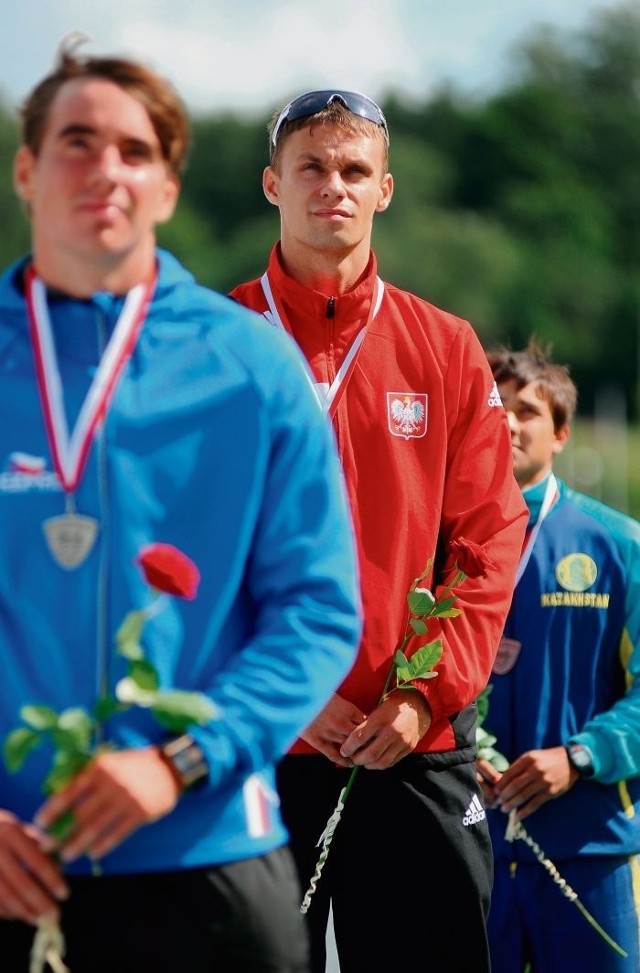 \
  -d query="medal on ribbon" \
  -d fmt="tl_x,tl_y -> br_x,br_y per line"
42,504 -> 100,570
26,266 -> 154,569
